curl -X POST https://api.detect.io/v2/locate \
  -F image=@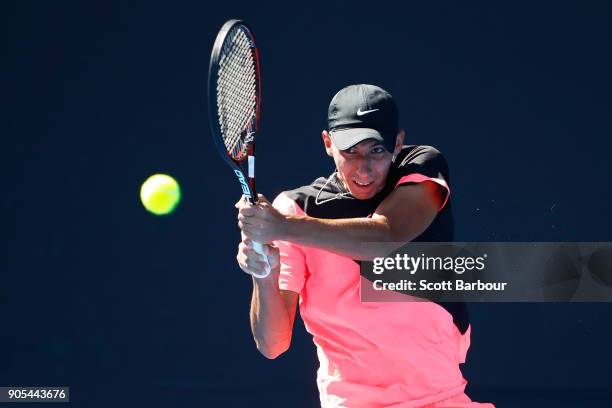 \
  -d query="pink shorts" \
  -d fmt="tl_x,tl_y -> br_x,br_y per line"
422,393 -> 495,408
